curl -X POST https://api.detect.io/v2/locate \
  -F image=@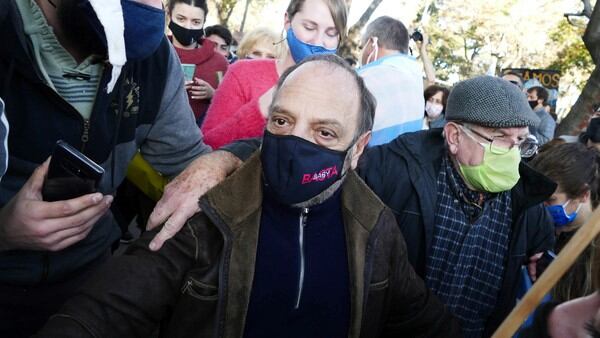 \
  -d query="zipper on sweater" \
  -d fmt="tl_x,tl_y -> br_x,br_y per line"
295,207 -> 309,310
80,119 -> 90,152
